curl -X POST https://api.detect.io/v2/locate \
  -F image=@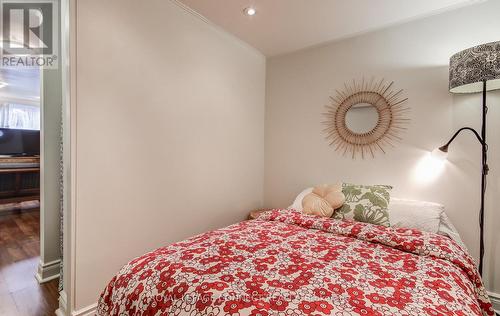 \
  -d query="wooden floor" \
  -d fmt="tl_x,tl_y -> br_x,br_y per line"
0,210 -> 59,316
